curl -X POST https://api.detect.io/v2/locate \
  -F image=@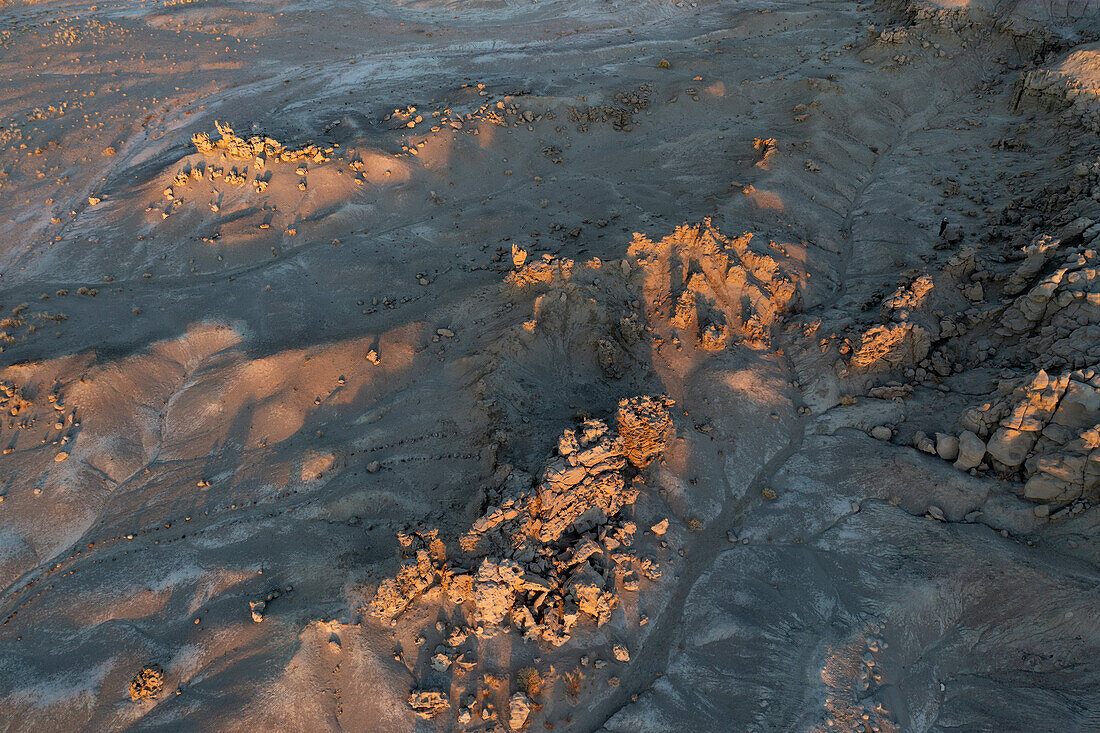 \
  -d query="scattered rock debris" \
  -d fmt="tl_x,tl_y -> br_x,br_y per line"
128,664 -> 165,702
372,402 -> 674,720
